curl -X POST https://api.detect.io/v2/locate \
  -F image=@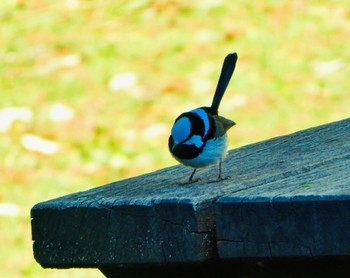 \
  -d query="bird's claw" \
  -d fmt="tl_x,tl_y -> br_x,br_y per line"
206,175 -> 231,184
178,177 -> 201,185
